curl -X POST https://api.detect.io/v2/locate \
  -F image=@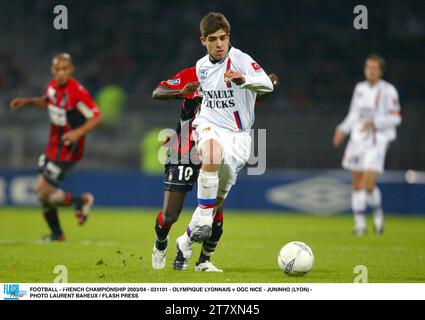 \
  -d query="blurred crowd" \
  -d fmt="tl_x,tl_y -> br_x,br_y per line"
0,0 -> 424,170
